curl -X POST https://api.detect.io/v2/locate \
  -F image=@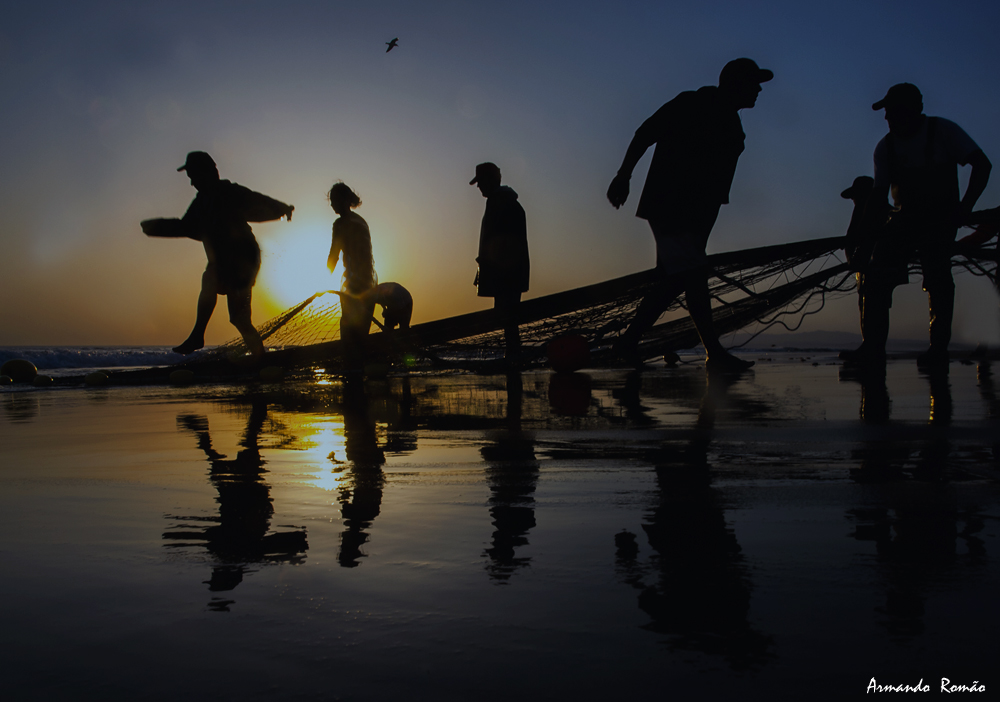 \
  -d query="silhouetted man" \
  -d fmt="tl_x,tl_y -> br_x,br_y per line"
142,152 -> 294,359
471,162 -> 530,361
865,83 -> 991,367
607,58 -> 772,372
839,176 -> 903,363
